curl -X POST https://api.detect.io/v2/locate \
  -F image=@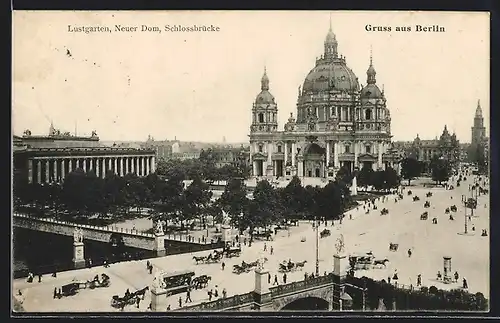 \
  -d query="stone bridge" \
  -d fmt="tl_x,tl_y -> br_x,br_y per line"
175,271 -> 346,312
13,213 -> 222,257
